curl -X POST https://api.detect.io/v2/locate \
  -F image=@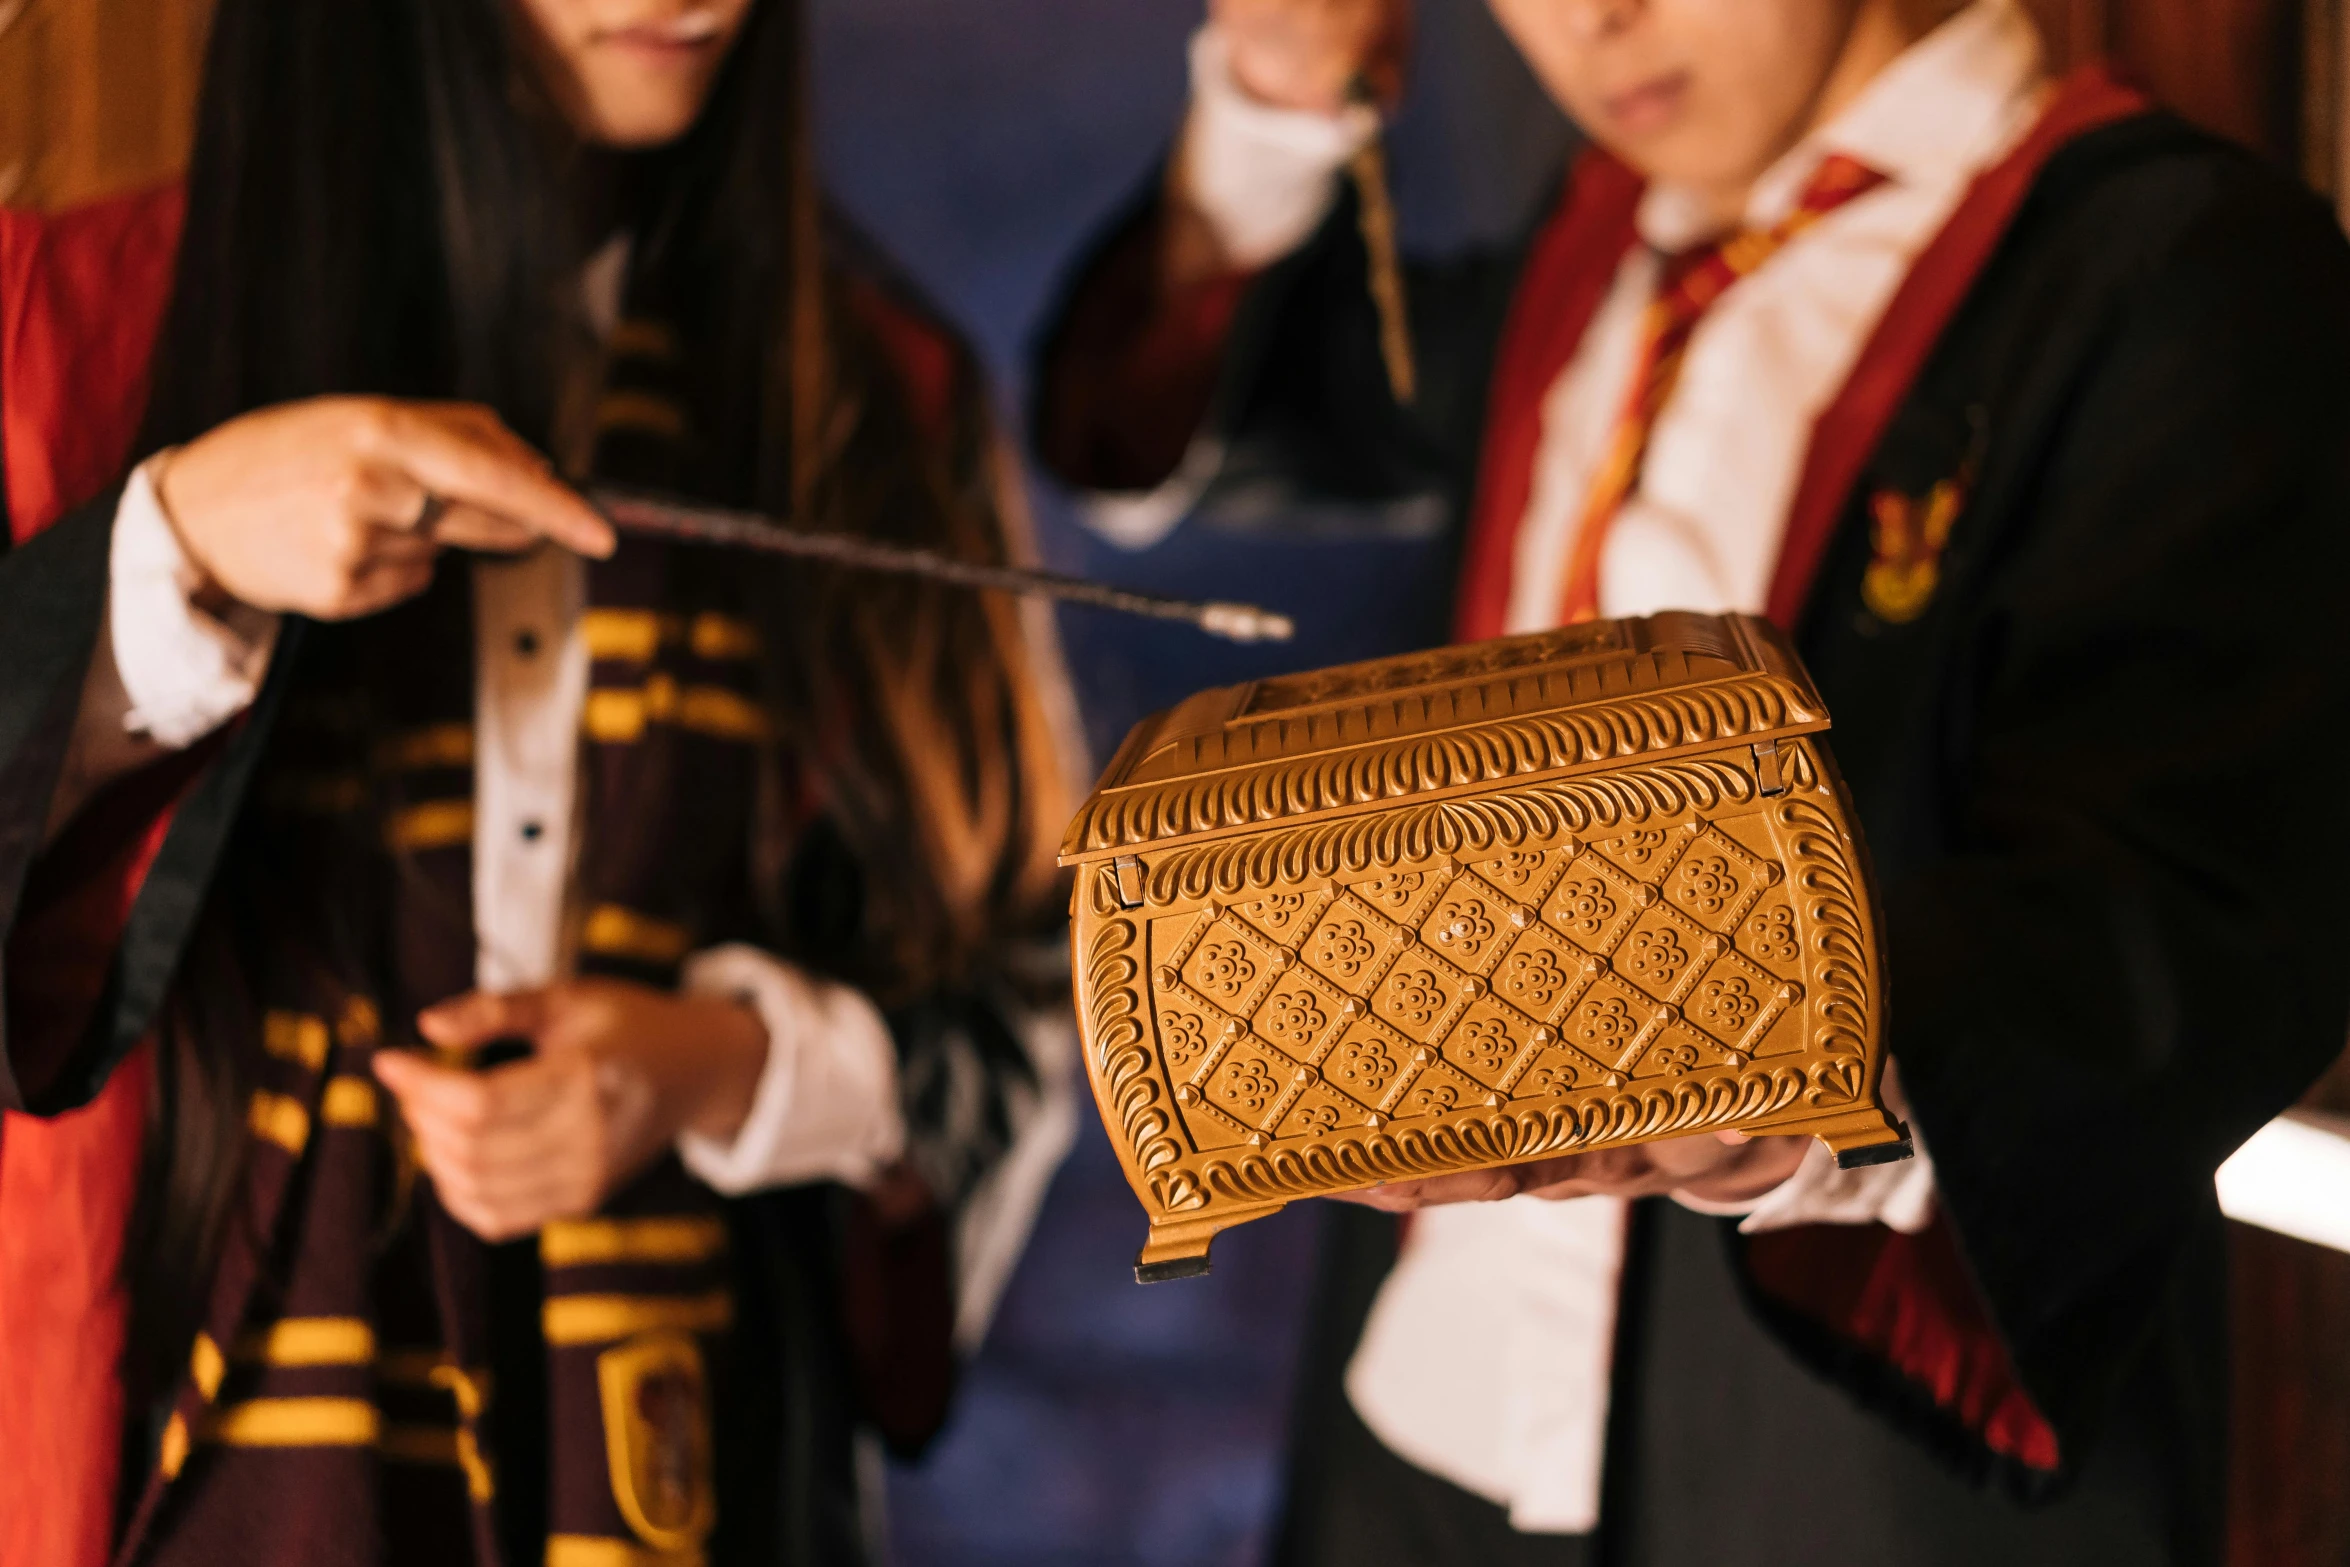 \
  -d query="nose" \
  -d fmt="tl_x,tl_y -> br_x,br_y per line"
1558,0 -> 1641,41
